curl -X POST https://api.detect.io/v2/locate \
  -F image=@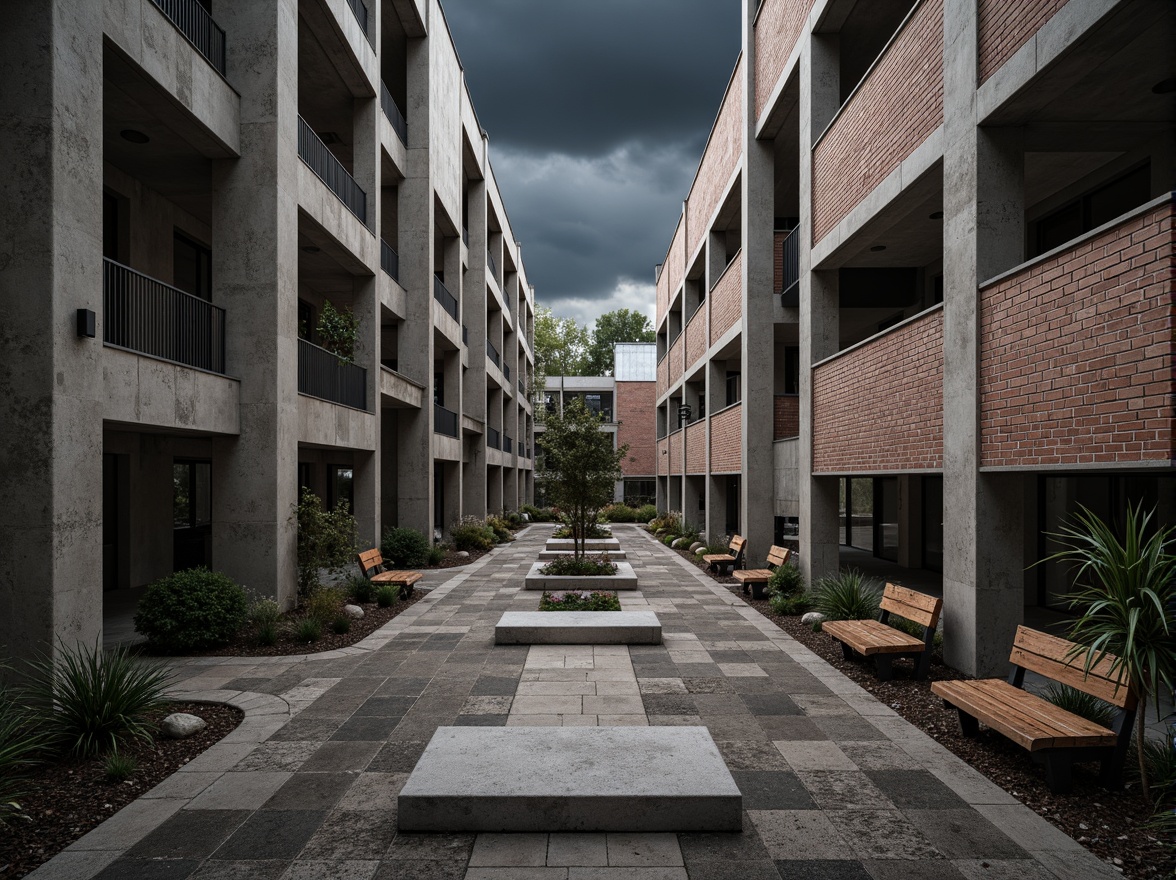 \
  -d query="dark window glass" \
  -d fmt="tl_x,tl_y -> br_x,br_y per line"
298,300 -> 315,342
329,466 -> 354,512
1033,163 -> 1151,257
103,193 -> 121,261
173,461 -> 211,529
922,476 -> 943,571
173,231 -> 212,301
